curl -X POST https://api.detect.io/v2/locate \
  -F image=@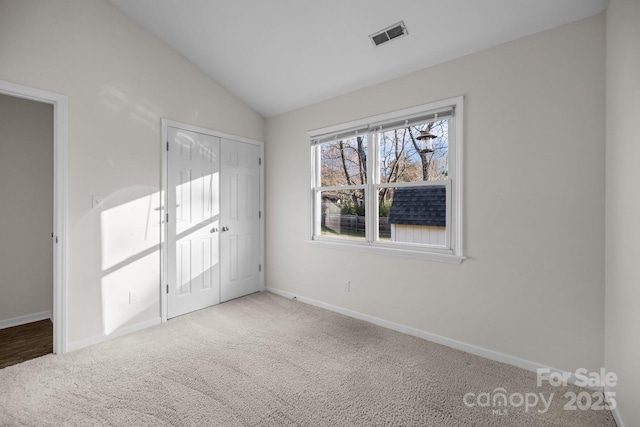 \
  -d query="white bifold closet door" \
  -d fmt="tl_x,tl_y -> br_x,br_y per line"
167,127 -> 260,319
219,138 -> 260,303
